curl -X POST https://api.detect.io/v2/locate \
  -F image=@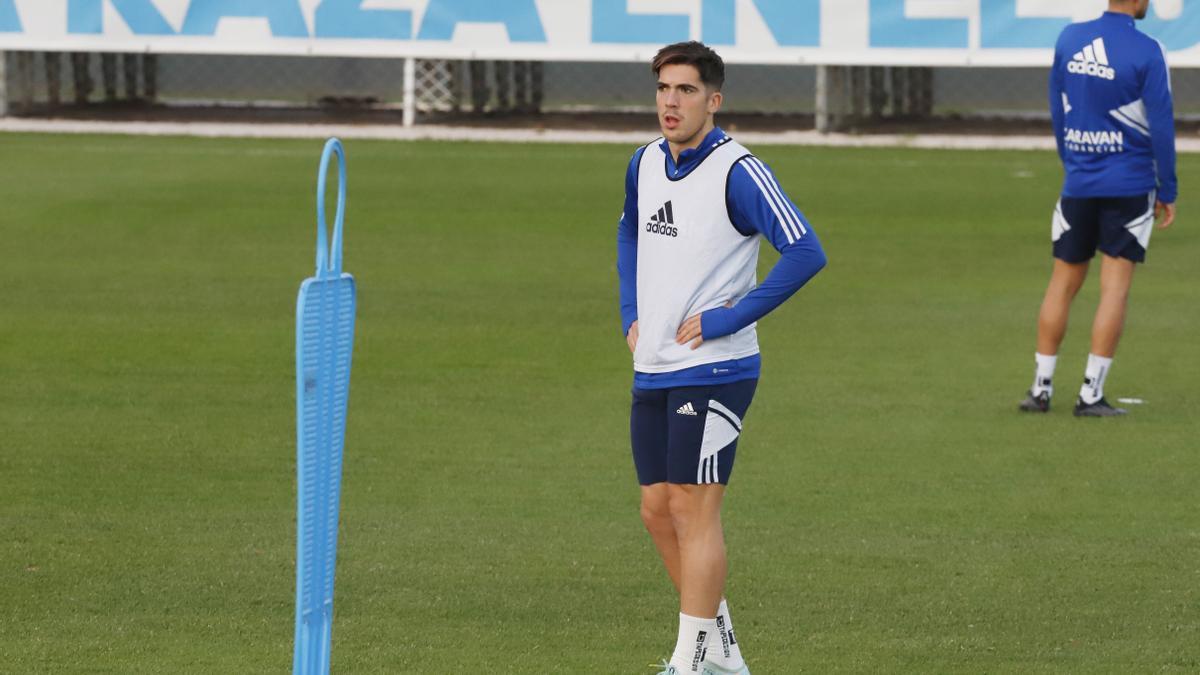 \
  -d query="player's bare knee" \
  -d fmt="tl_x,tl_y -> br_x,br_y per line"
640,495 -> 673,532
1050,267 -> 1088,296
665,486 -> 701,531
